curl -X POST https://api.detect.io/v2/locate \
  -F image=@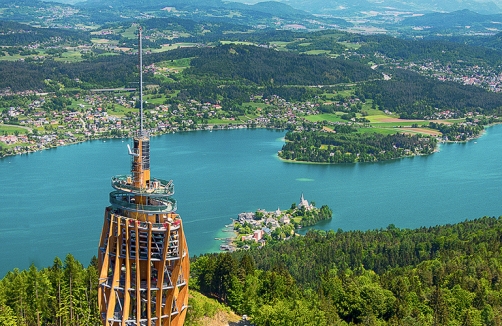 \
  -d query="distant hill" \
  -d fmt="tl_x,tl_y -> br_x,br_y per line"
229,0 -> 502,15
465,31 -> 502,51
79,0 -> 315,19
227,1 -> 310,18
400,9 -> 502,29
486,31 -> 502,48
79,0 -> 223,9
229,1 -> 351,27
0,20 -> 90,45
77,0 -> 350,28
